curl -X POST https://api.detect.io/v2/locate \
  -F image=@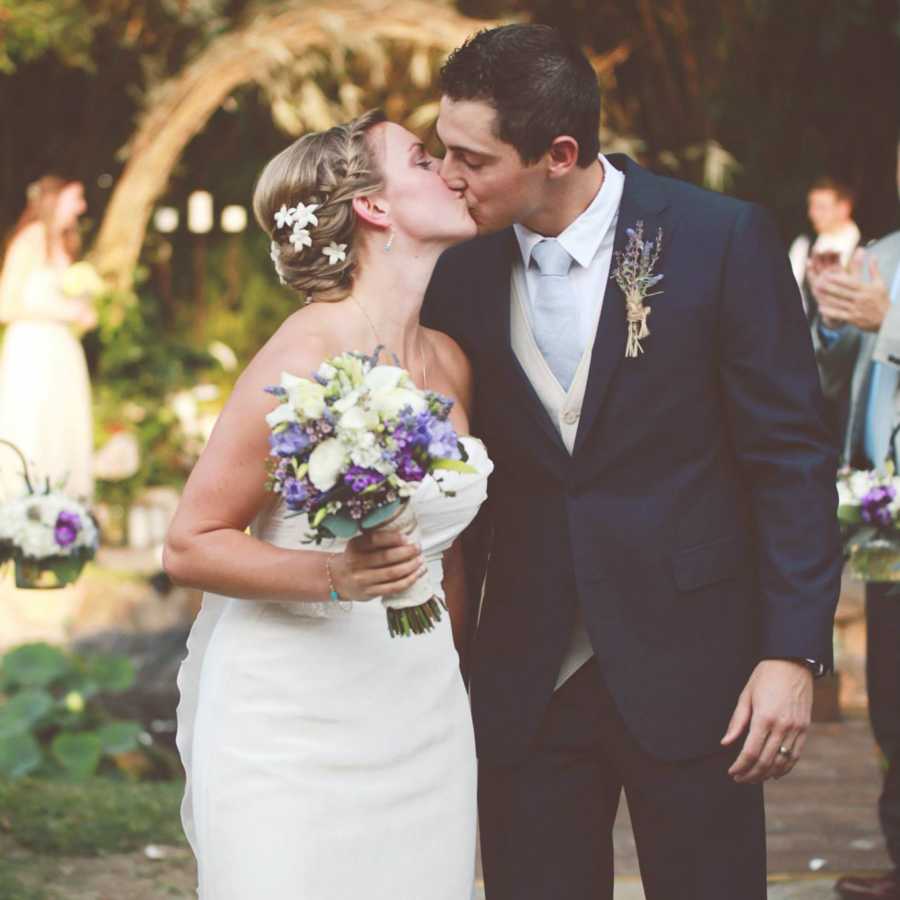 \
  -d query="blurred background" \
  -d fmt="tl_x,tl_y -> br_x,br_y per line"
0,1 -> 898,897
